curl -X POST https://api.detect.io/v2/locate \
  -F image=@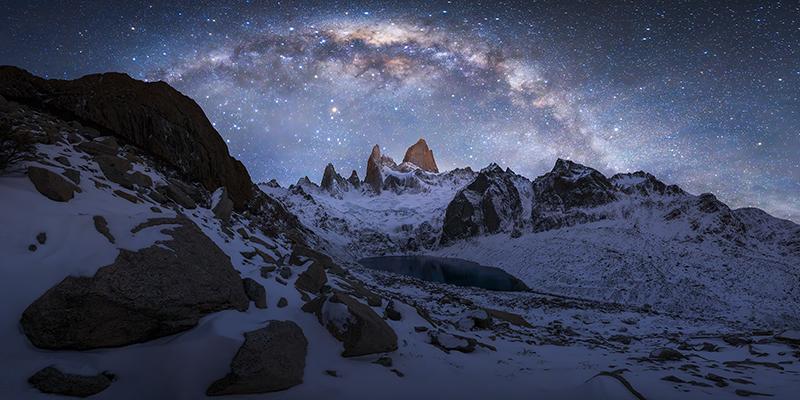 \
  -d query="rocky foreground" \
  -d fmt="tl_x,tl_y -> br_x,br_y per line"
0,67 -> 798,399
